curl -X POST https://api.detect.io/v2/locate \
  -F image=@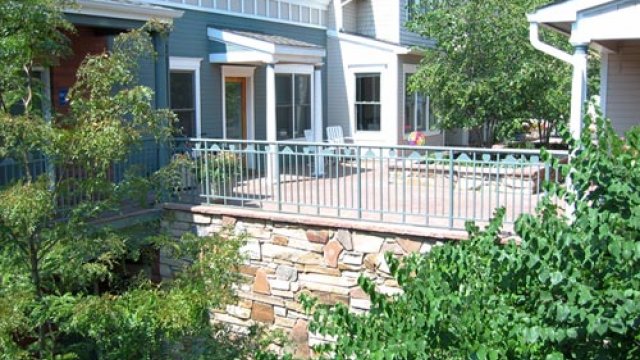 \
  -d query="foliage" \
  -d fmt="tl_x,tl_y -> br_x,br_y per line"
406,0 -> 583,146
0,1 -> 271,359
198,152 -> 241,184
304,109 -> 640,359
